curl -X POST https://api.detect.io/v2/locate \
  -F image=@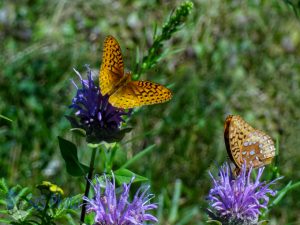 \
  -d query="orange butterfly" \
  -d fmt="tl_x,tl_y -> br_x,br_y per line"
224,115 -> 276,172
99,35 -> 172,109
